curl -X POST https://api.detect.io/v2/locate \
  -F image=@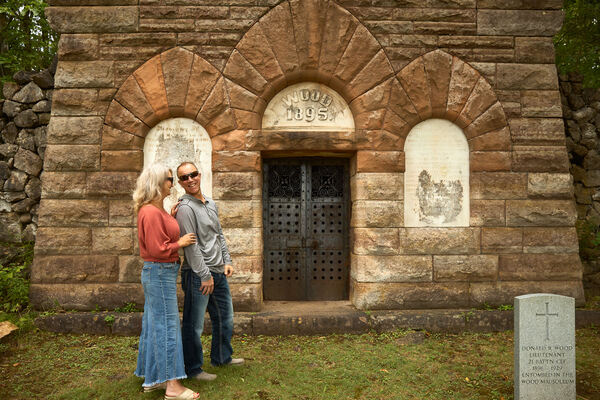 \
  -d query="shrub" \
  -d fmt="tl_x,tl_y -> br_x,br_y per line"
576,219 -> 600,261
0,242 -> 34,312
